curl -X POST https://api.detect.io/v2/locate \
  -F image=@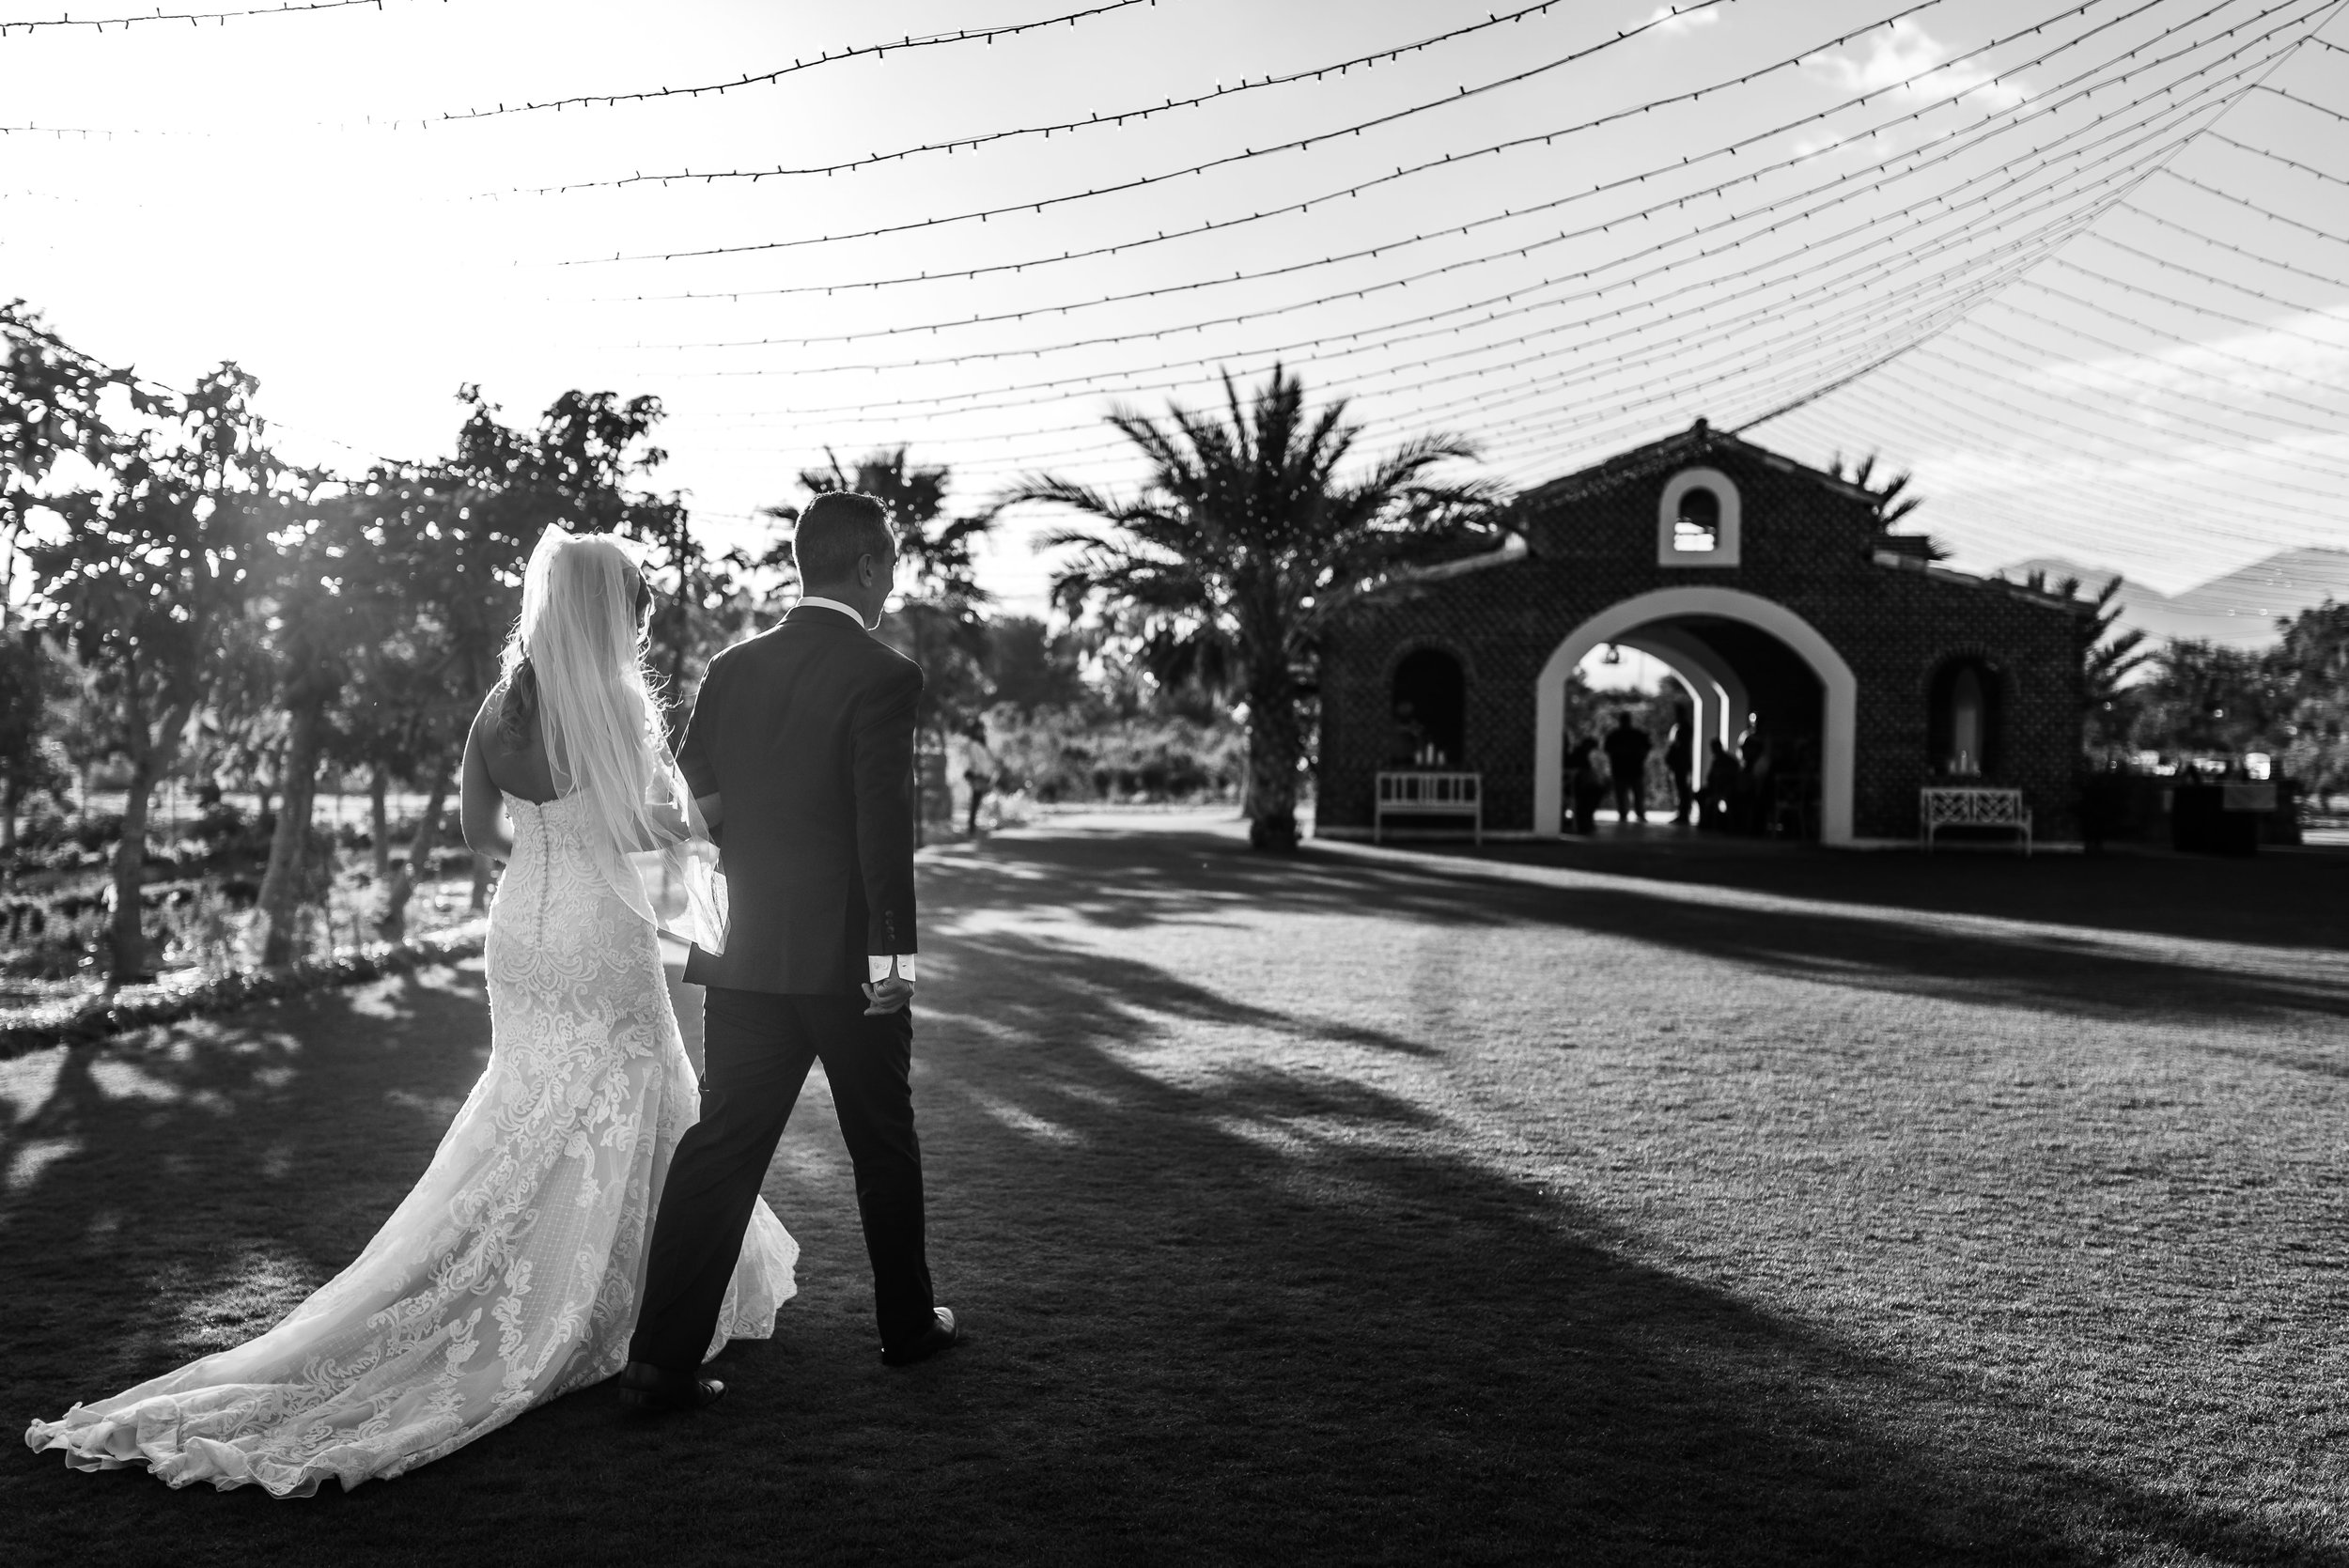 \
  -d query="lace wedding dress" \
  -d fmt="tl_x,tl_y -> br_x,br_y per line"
24,791 -> 795,1497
